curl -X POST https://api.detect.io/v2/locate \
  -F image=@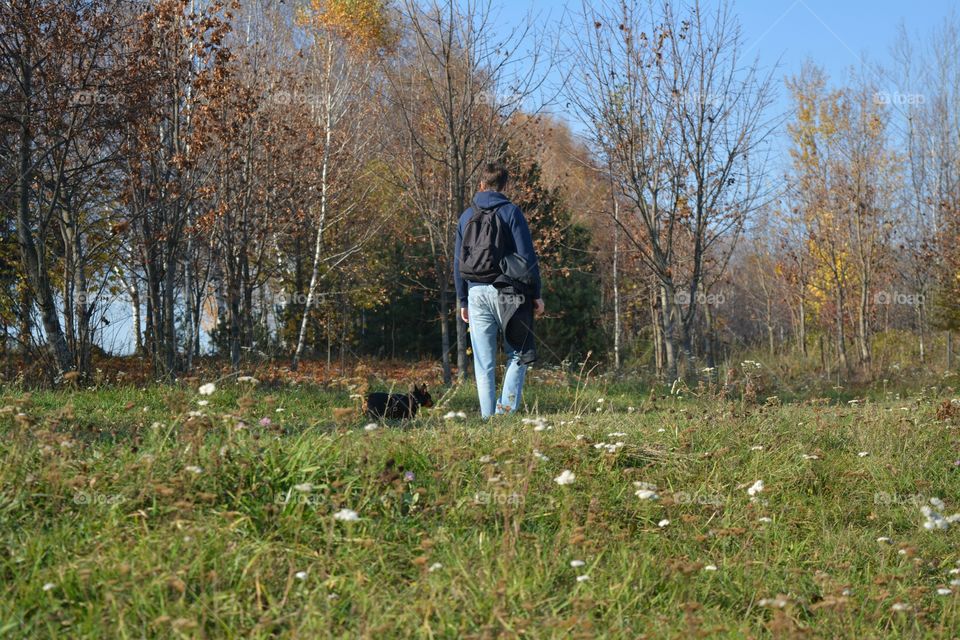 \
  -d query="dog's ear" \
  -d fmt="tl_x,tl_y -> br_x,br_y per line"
418,382 -> 428,394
